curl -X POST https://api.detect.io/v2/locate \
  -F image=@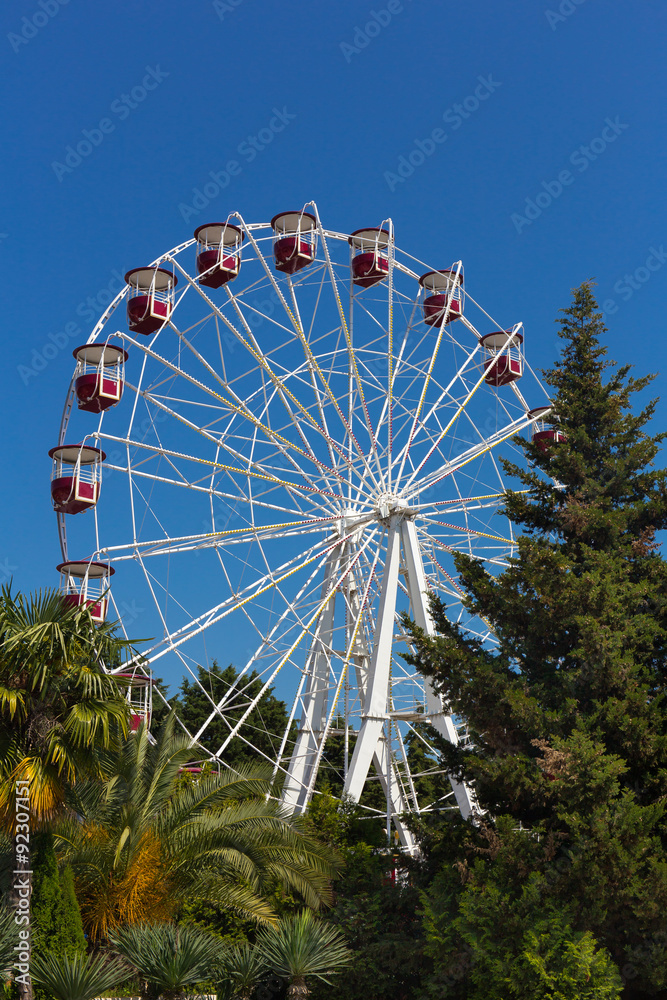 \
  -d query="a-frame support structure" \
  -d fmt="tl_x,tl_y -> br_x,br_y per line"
281,513 -> 475,851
